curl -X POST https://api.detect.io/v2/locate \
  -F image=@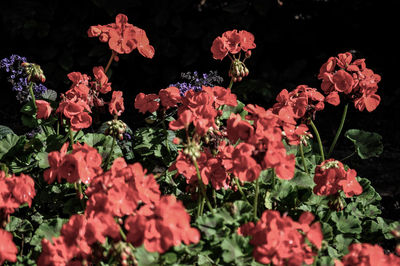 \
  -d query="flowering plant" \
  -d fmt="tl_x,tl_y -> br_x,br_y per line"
0,13 -> 399,266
